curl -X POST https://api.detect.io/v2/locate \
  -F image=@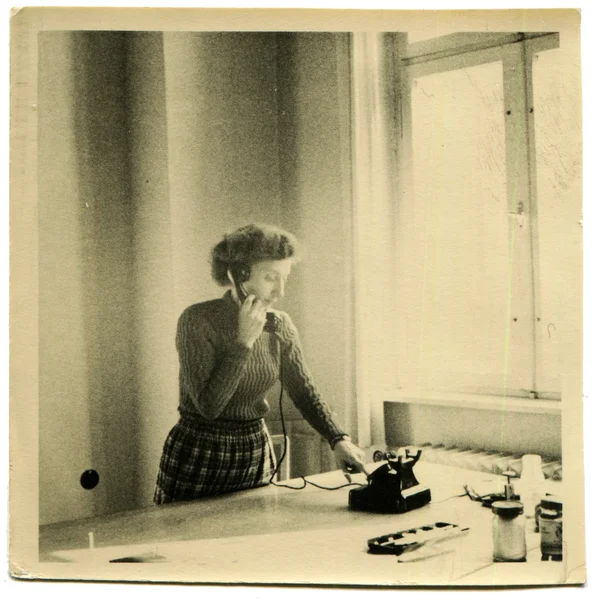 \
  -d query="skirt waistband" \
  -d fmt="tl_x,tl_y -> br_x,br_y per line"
178,411 -> 265,434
